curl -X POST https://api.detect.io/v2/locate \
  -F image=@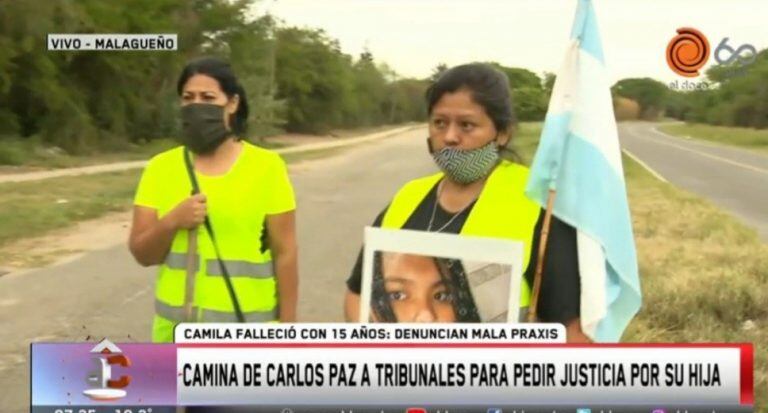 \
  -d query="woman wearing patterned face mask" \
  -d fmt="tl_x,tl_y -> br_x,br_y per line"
129,57 -> 298,343
345,63 -> 588,342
